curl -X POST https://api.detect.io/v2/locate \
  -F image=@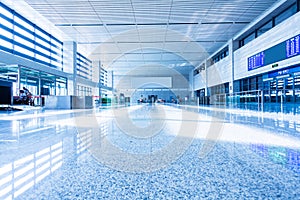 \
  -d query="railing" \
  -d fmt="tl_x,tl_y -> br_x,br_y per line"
210,89 -> 300,113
